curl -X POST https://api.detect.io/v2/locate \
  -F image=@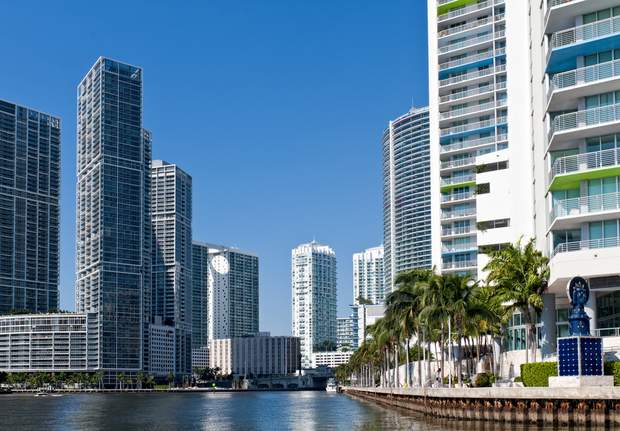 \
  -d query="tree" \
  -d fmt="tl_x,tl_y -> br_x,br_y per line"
137,371 -> 145,389
484,238 -> 549,363
167,371 -> 175,388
